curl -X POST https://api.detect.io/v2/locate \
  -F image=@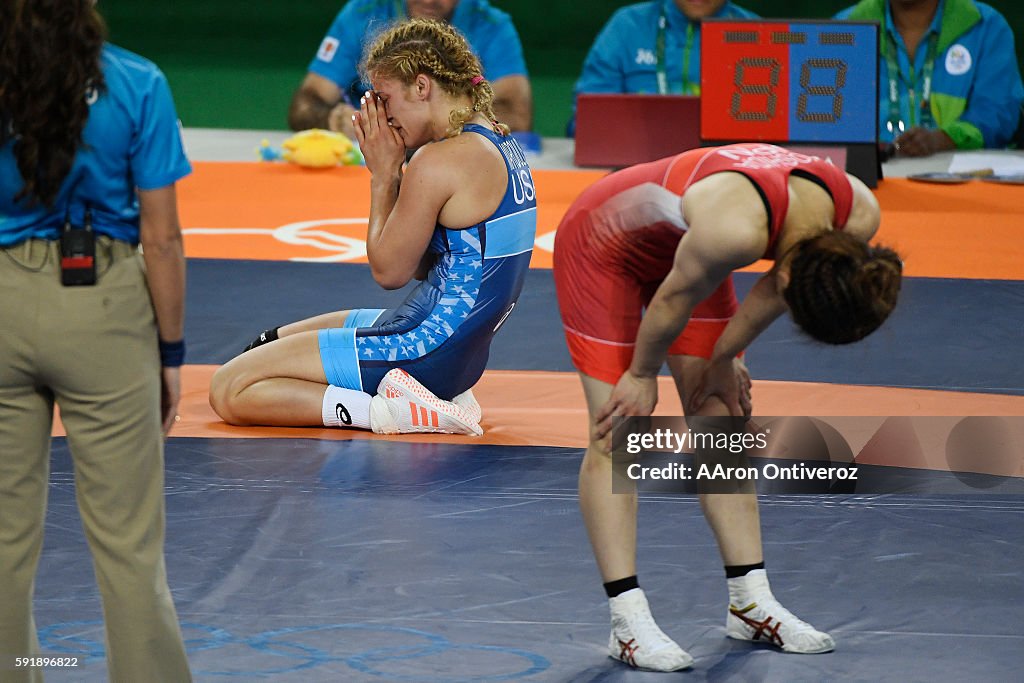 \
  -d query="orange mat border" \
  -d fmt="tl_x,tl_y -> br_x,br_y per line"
51,367 -> 1024,456
178,162 -> 1024,280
